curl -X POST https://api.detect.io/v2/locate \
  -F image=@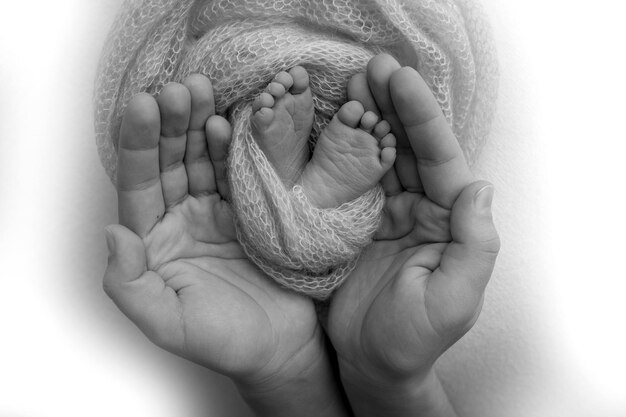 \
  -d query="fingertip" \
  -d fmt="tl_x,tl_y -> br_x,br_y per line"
103,224 -> 145,255
157,83 -> 192,137
183,74 -> 216,129
474,183 -> 495,212
206,115 -> 232,165
388,66 -> 471,208
457,180 -> 495,212
102,224 -> 147,295
206,115 -> 232,199
366,53 -> 401,84
120,94 -> 160,150
104,225 -> 115,253
451,180 -> 500,255
389,66 -> 441,125
206,115 -> 232,146
183,73 -> 213,97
